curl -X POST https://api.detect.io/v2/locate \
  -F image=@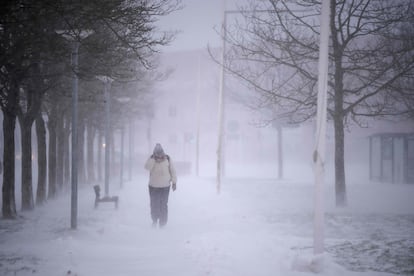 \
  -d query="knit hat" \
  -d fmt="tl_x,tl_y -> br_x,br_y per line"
153,143 -> 165,161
